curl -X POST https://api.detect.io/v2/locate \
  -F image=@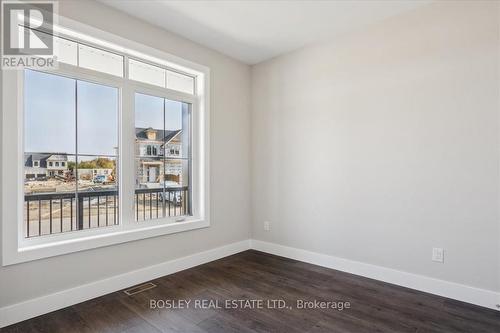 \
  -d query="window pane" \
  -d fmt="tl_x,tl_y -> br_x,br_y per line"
54,36 -> 78,66
165,99 -> 190,159
24,70 -> 76,154
166,70 -> 194,94
77,80 -> 119,229
78,44 -> 124,77
134,93 -> 192,222
164,94 -> 190,216
135,93 -> 165,221
129,59 -> 165,87
24,70 -> 78,238
77,80 -> 118,156
23,70 -> 120,237
27,29 -> 78,65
